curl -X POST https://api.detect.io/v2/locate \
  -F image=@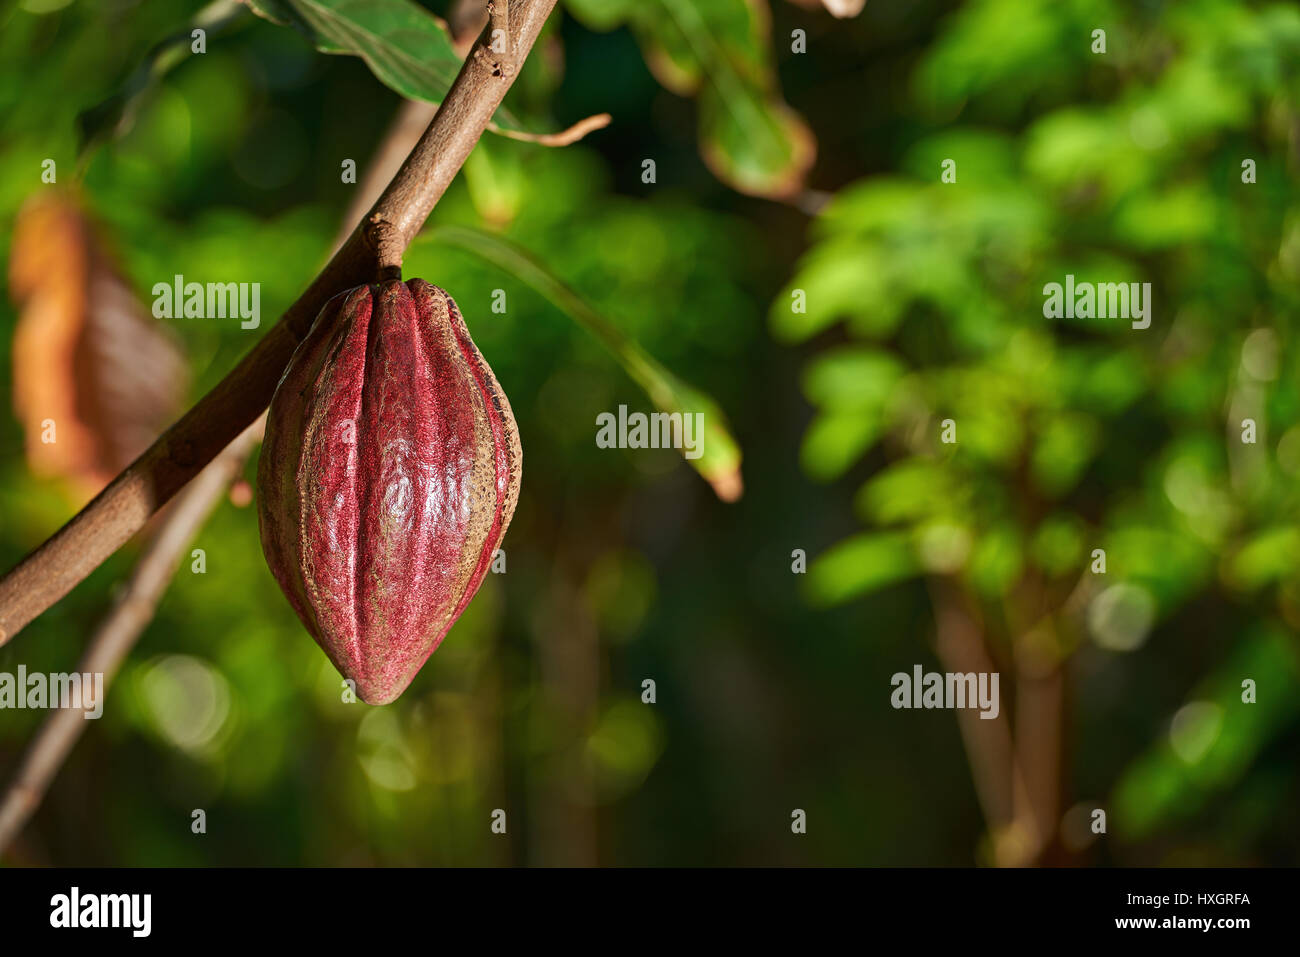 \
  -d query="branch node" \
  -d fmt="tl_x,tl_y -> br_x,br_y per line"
365,214 -> 403,277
